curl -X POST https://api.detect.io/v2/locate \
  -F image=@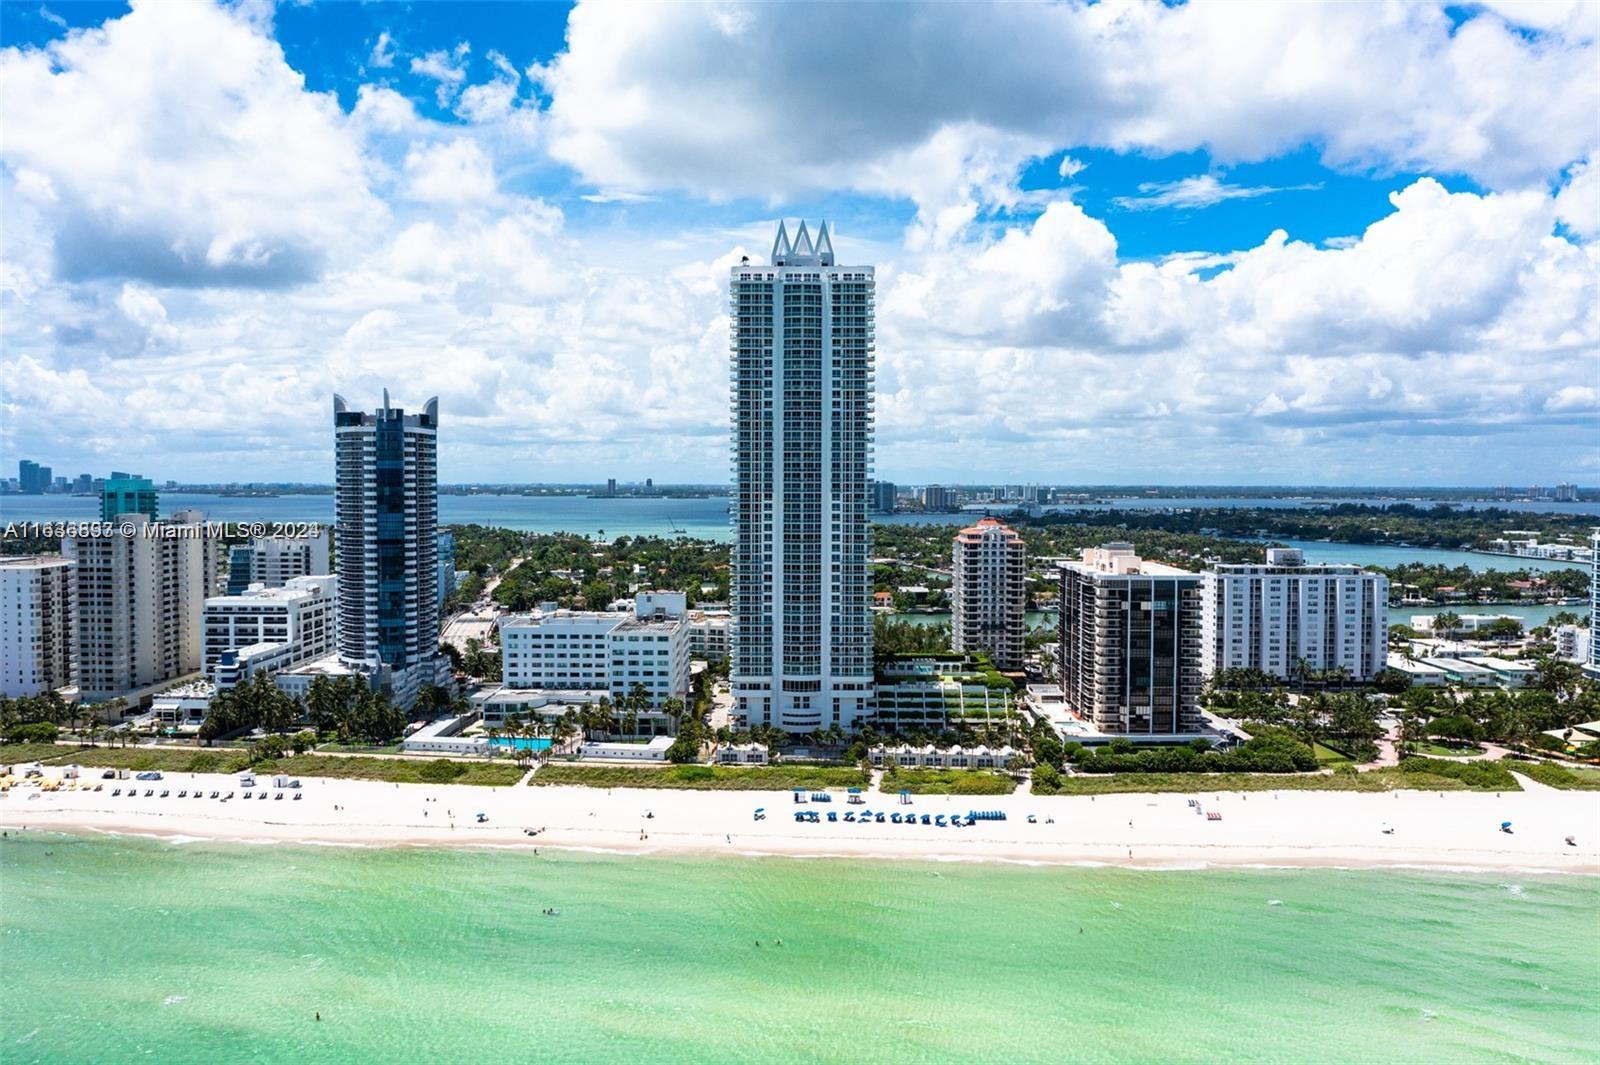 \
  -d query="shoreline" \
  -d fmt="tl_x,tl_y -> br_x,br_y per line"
6,766 -> 1597,875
